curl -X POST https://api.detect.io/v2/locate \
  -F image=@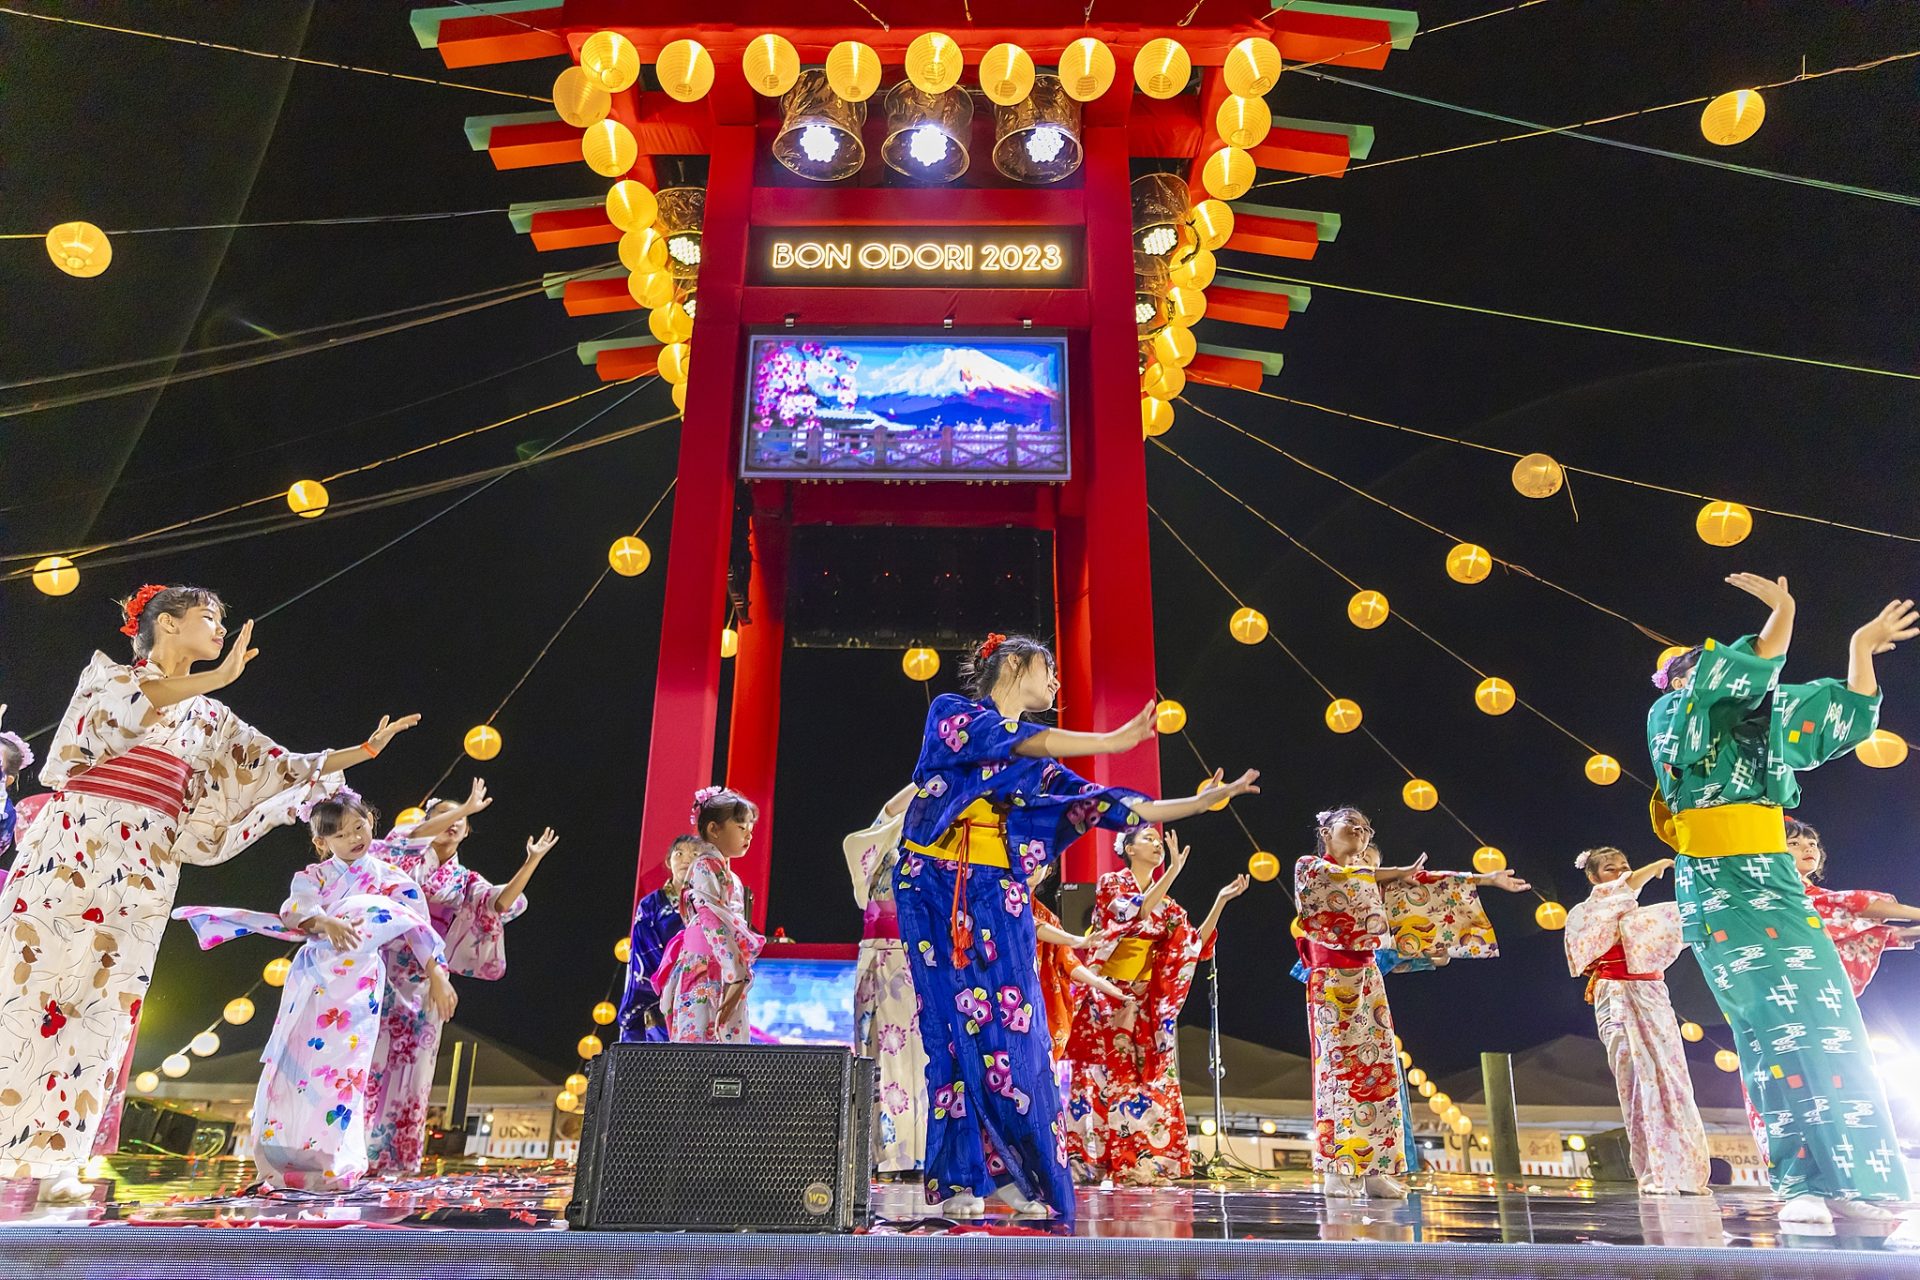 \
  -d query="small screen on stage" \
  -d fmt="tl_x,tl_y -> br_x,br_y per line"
740,332 -> 1070,482
746,957 -> 857,1046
